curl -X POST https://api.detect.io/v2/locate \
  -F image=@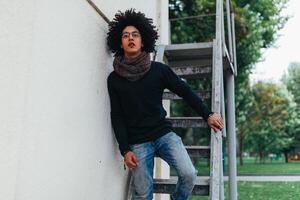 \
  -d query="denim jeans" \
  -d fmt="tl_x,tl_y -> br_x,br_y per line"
129,131 -> 197,200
